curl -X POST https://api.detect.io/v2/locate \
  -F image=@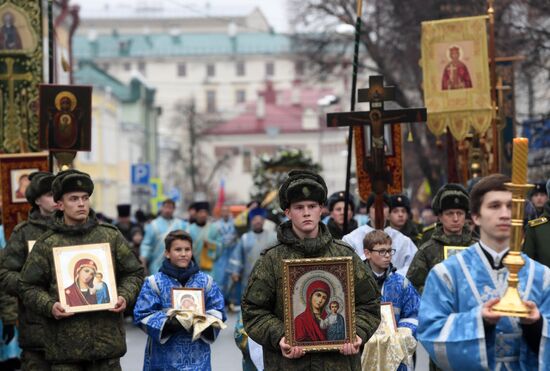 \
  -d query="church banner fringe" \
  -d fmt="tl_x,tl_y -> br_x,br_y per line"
421,16 -> 492,141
